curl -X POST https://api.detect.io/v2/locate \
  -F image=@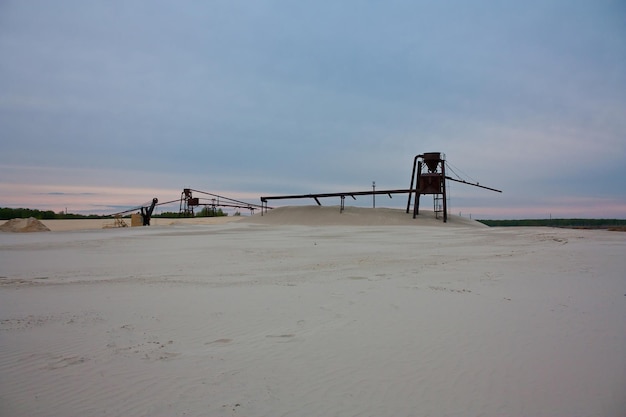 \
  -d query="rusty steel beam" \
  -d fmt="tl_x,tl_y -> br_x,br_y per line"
260,189 -> 418,215
261,188 -> 417,204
